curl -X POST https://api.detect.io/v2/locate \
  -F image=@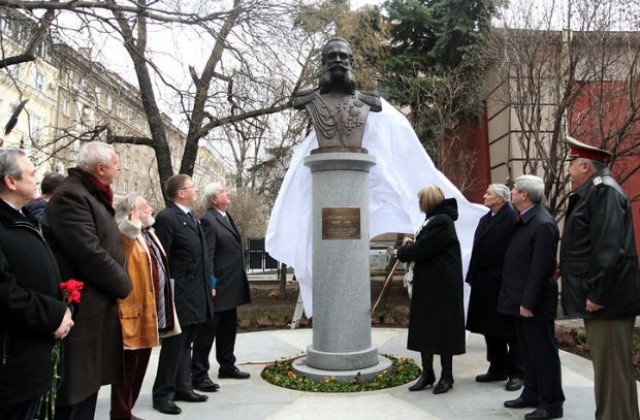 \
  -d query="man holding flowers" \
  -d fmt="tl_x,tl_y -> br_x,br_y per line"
0,148 -> 74,419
